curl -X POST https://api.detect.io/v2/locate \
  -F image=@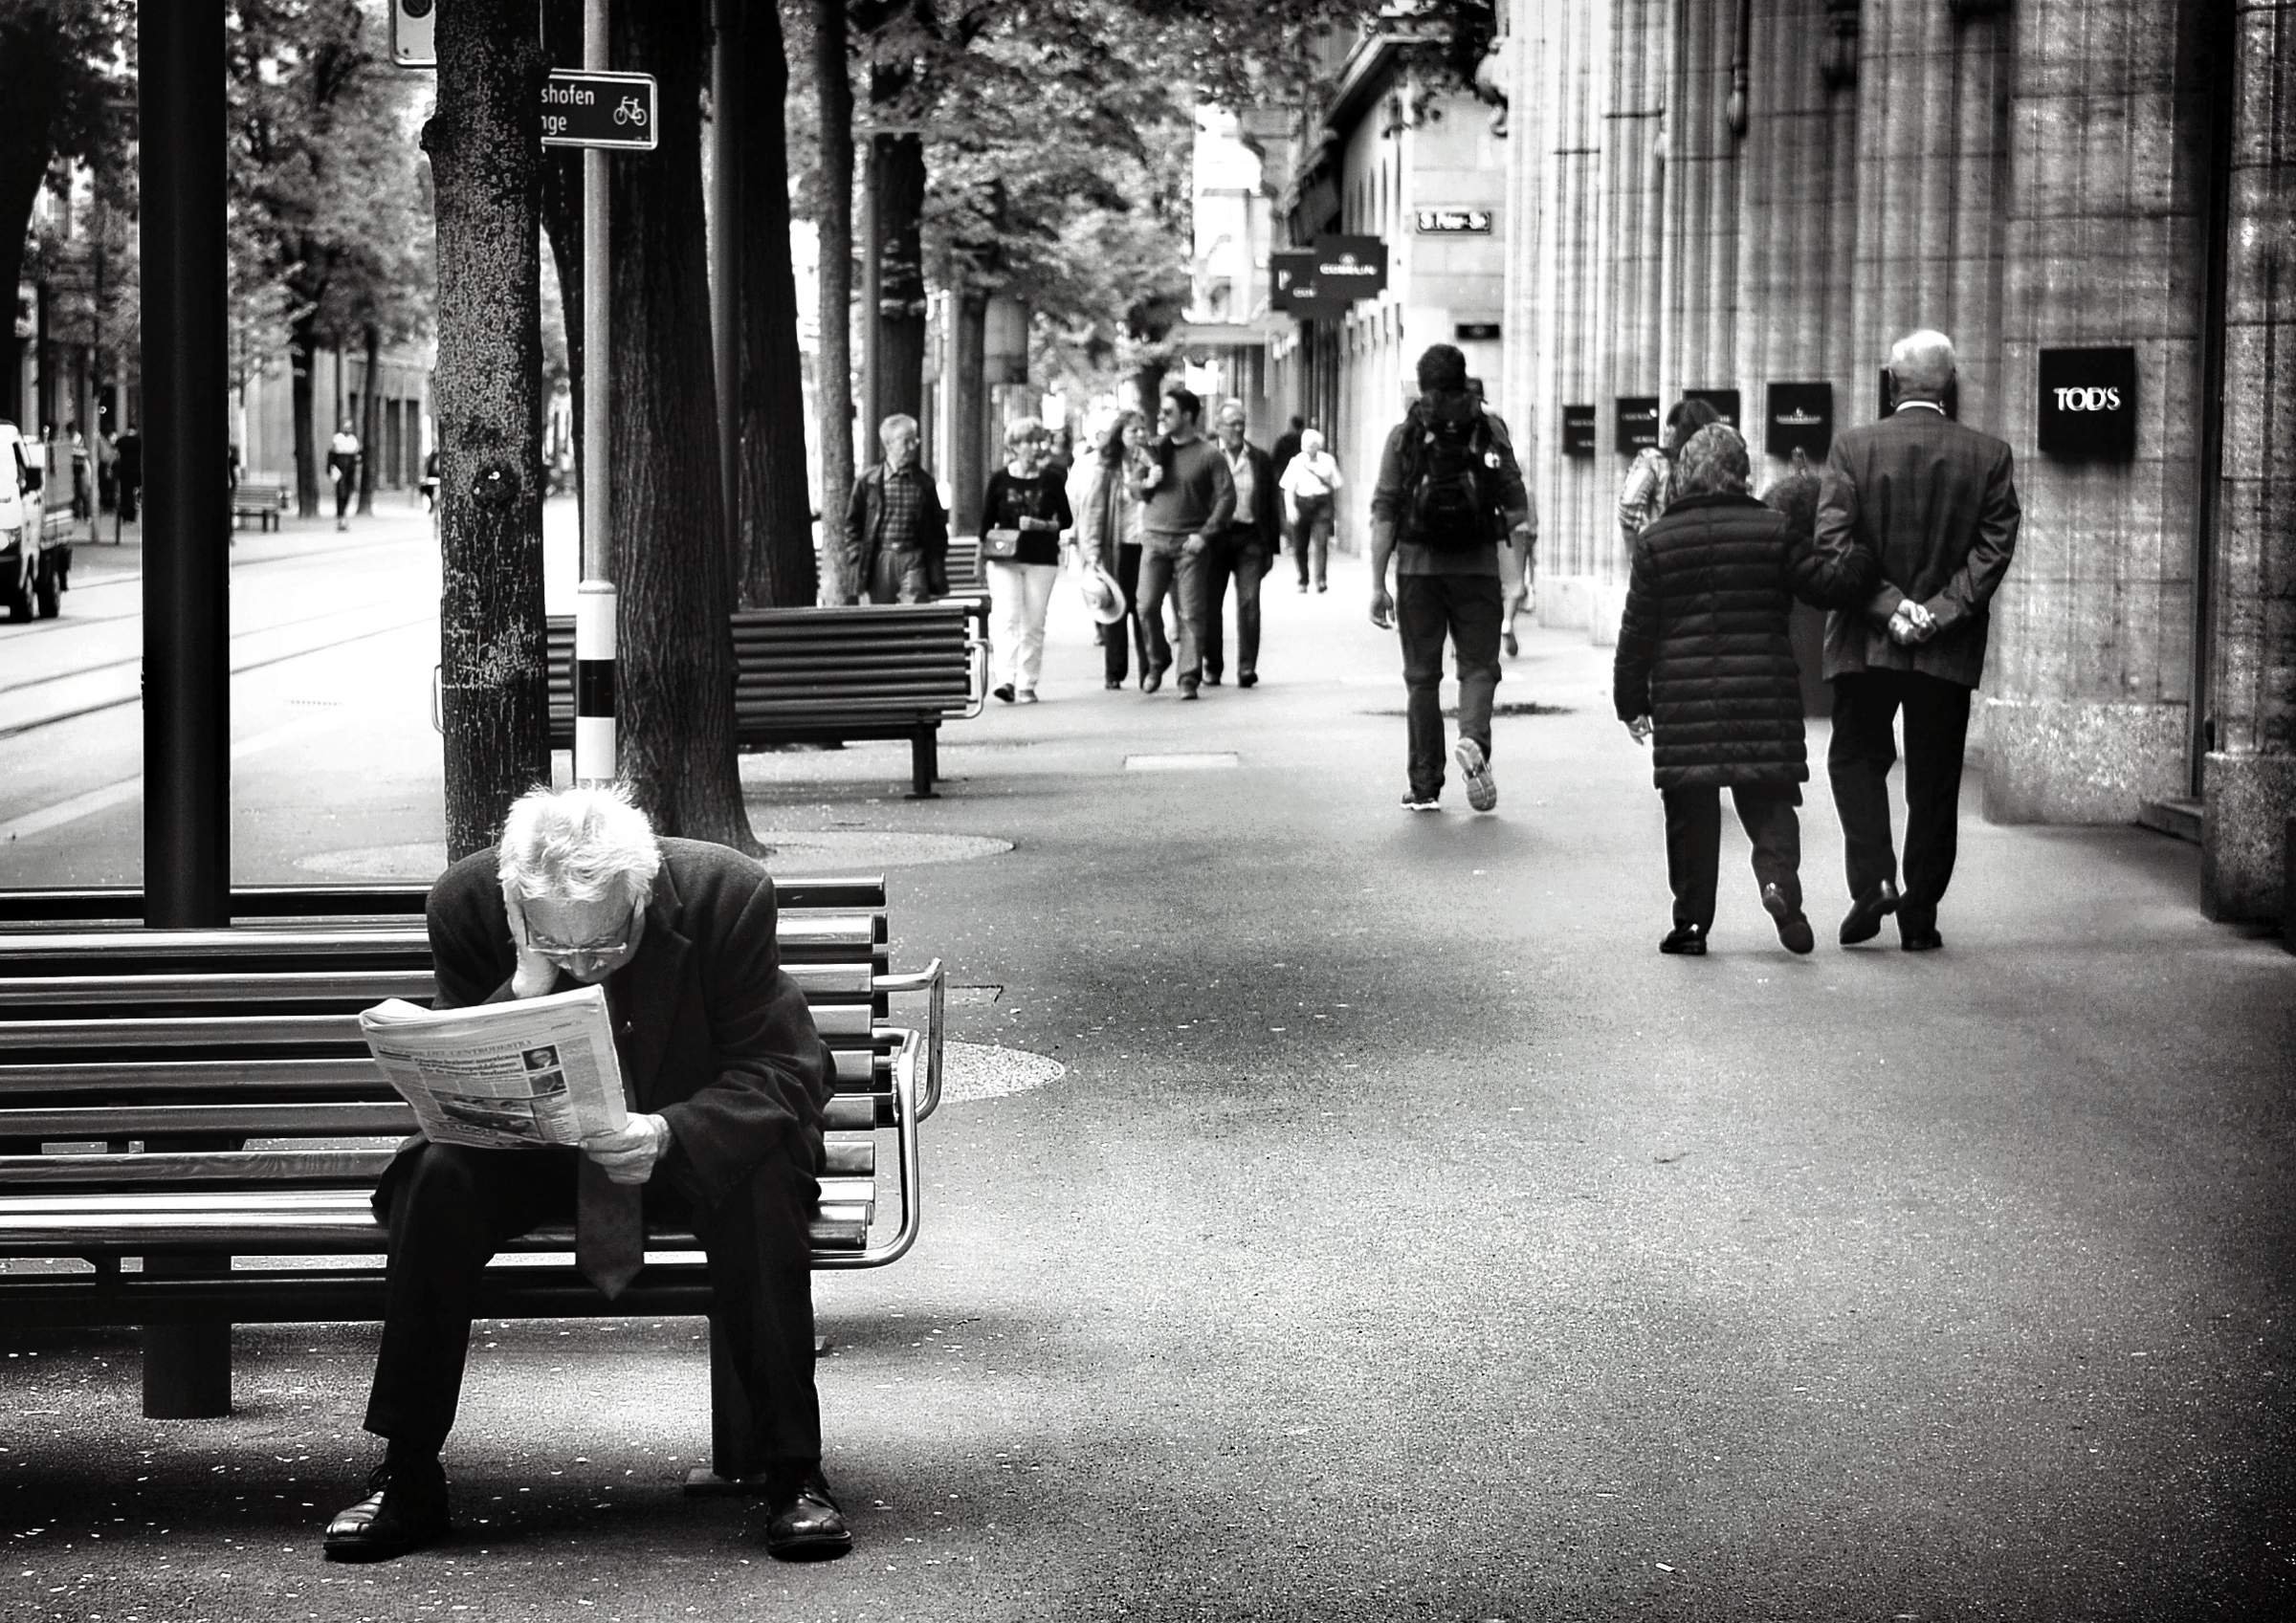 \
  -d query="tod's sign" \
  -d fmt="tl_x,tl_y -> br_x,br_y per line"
2037,347 -> 2137,460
